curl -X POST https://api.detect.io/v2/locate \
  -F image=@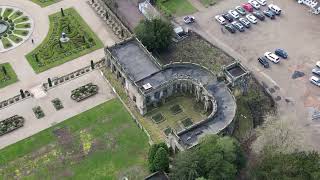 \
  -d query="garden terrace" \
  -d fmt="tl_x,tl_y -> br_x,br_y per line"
0,63 -> 18,89
0,99 -> 149,179
0,115 -> 24,136
25,8 -> 103,73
